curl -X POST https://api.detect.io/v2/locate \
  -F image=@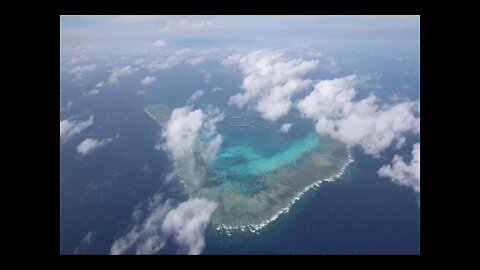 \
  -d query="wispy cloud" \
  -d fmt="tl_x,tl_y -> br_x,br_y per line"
73,231 -> 94,254
111,193 -> 173,255
153,40 -> 167,48
165,171 -> 177,182
146,49 -> 189,71
60,101 -> 73,112
200,108 -> 225,163
187,90 -> 204,104
145,48 -> 216,71
159,18 -> 222,33
186,49 -> 218,66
